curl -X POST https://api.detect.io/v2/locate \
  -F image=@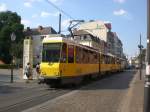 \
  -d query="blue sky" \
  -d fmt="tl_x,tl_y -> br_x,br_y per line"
0,0 -> 147,57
